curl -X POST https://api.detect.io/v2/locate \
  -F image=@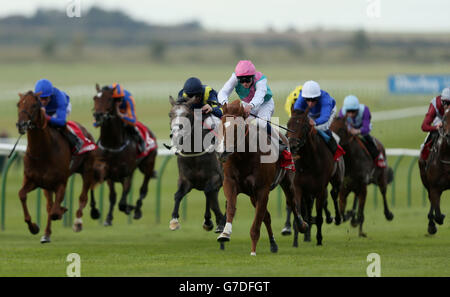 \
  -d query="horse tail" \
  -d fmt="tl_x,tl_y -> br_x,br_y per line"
387,166 -> 394,184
